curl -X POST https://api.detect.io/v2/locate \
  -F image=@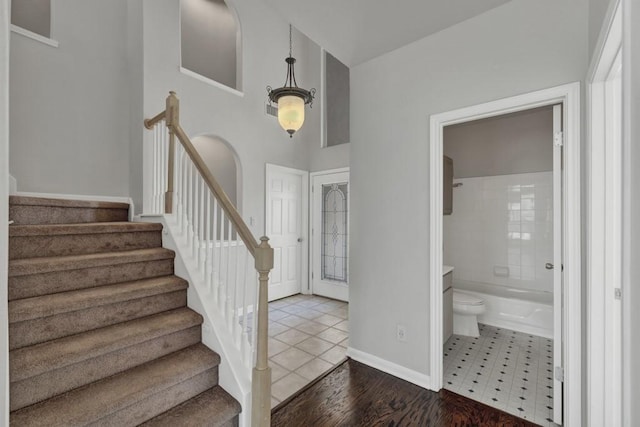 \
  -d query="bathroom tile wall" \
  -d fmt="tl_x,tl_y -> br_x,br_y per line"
443,172 -> 553,293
